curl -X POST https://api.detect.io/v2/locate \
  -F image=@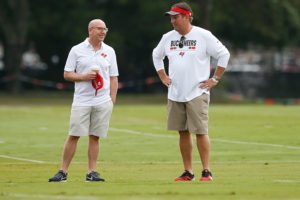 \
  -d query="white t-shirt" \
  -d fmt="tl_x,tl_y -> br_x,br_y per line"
152,26 -> 230,102
64,39 -> 119,106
